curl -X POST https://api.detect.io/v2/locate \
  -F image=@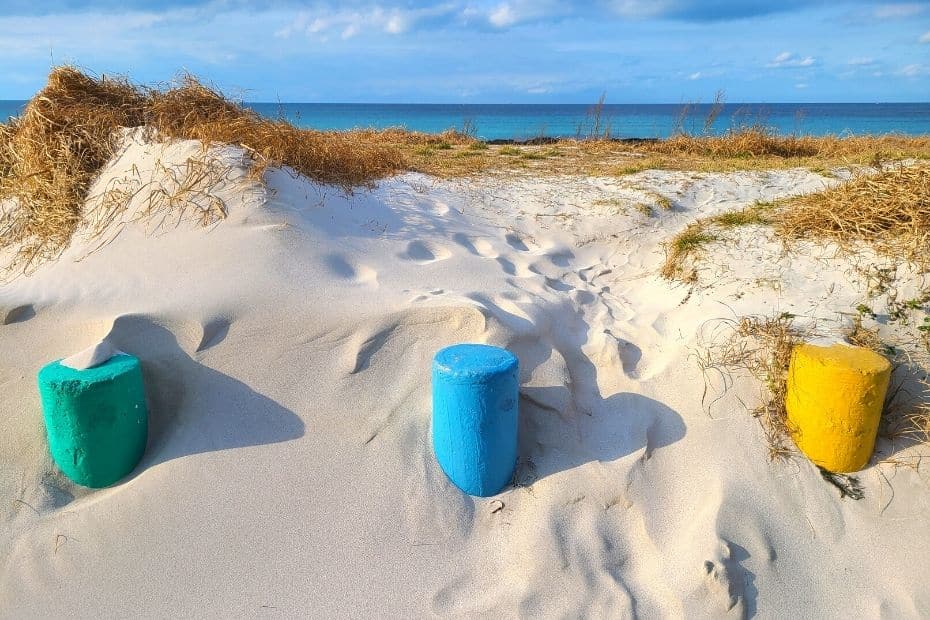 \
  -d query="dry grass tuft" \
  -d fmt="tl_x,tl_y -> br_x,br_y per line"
0,68 -> 146,270
650,128 -> 822,158
145,74 -> 406,189
697,312 -> 801,459
702,310 -> 929,466
641,129 -> 930,169
776,164 -> 930,265
699,303 -> 930,470
845,314 -> 885,352
660,223 -> 718,281
0,67 -> 408,272
660,201 -> 775,282
661,161 -> 930,285
661,204 -> 779,281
